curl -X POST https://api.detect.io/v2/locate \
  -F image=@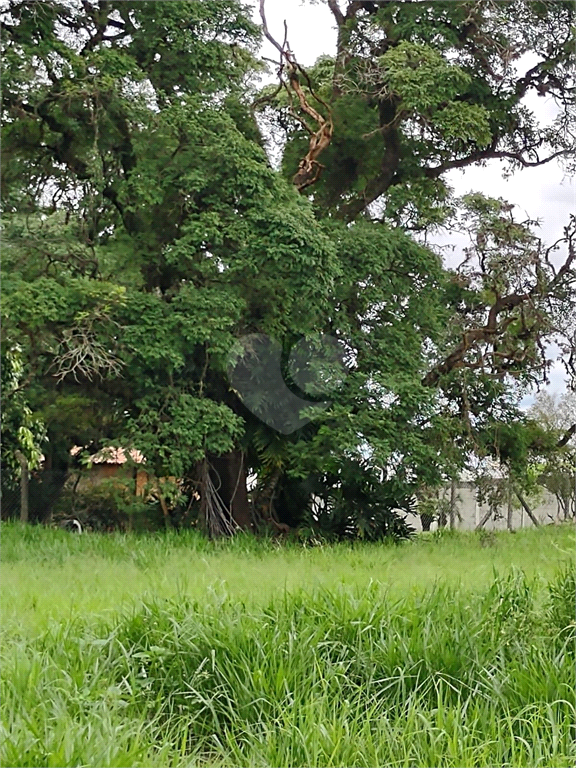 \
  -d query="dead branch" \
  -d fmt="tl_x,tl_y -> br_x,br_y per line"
258,0 -> 334,191
50,315 -> 124,383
